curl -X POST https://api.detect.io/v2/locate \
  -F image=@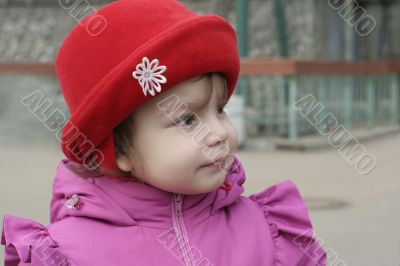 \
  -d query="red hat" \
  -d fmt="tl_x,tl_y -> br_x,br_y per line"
55,0 -> 240,171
